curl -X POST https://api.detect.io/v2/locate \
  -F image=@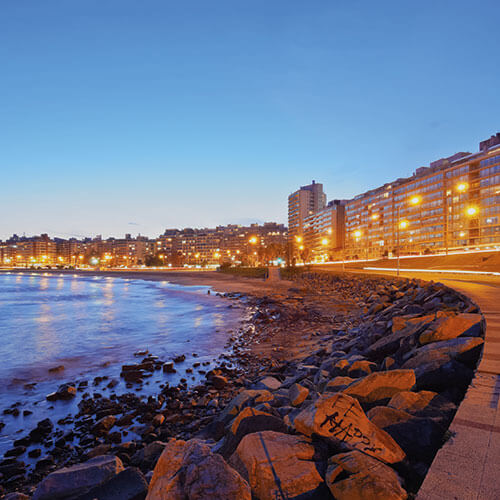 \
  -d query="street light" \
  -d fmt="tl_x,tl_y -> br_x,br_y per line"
465,206 -> 480,247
